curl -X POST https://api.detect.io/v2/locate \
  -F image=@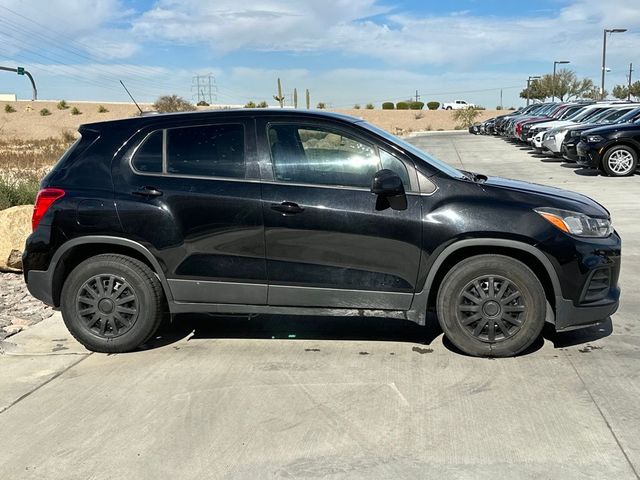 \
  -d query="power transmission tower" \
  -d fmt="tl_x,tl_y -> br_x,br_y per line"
414,90 -> 420,103
191,74 -> 217,104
